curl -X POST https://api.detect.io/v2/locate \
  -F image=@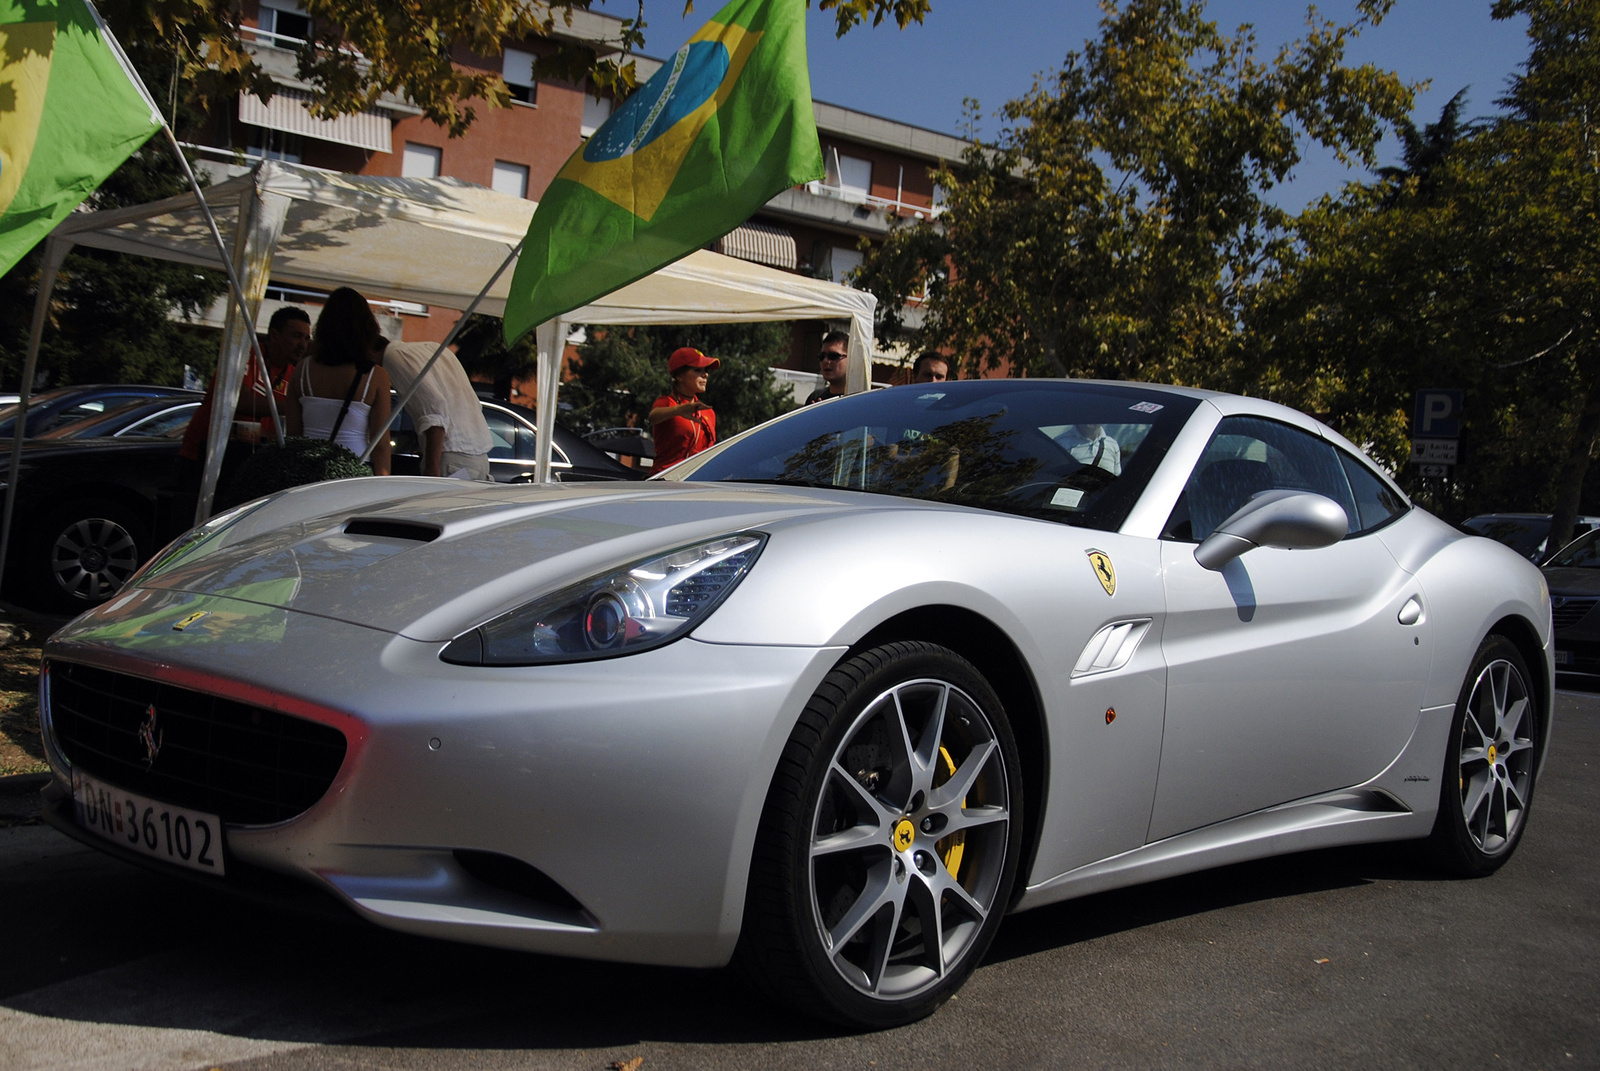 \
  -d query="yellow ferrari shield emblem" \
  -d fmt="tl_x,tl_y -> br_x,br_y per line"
1087,550 -> 1116,596
172,610 -> 211,632
893,818 -> 915,852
